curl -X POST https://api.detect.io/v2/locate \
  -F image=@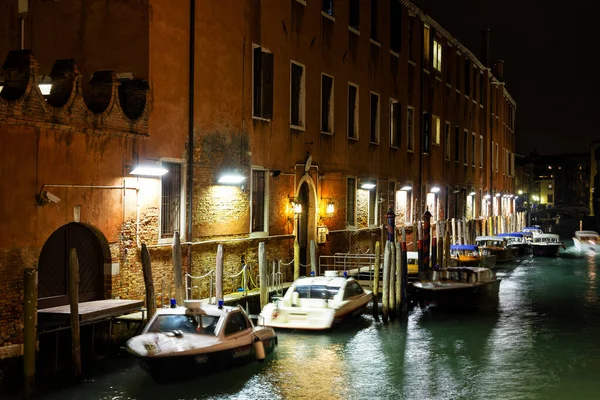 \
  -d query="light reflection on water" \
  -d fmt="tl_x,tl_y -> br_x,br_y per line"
31,244 -> 600,400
